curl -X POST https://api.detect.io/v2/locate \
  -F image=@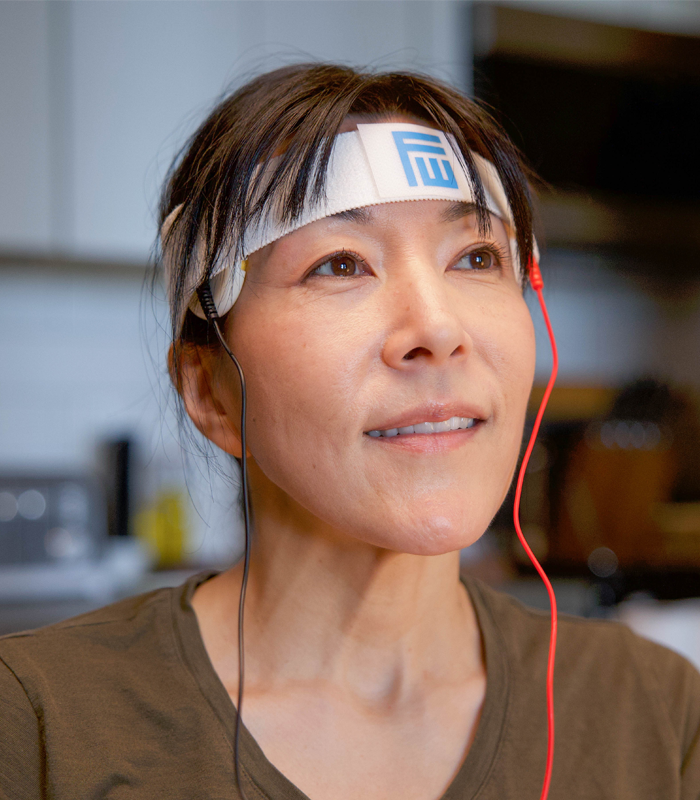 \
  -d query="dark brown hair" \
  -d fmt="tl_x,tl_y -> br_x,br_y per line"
159,62 -> 536,357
